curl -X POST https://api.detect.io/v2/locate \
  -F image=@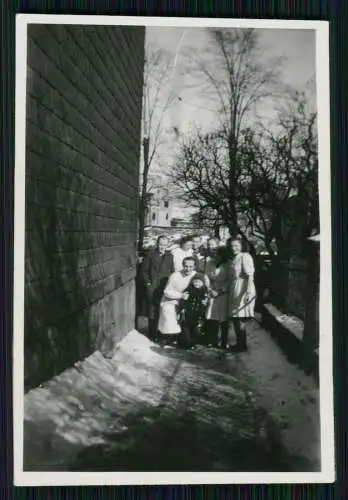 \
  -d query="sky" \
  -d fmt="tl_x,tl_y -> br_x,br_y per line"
145,27 -> 316,217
